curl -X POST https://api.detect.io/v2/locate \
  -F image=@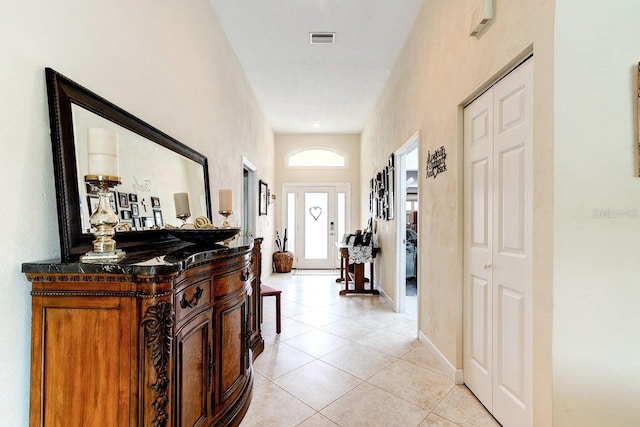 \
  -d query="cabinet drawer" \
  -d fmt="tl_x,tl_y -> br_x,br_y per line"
175,277 -> 212,324
214,267 -> 252,299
